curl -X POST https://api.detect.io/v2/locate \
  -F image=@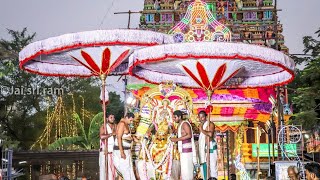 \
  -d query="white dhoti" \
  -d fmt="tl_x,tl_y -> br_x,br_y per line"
180,153 -> 194,180
99,152 -> 116,180
200,149 -> 218,179
178,121 -> 197,180
99,124 -> 116,180
113,150 -> 136,180
199,121 -> 218,179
